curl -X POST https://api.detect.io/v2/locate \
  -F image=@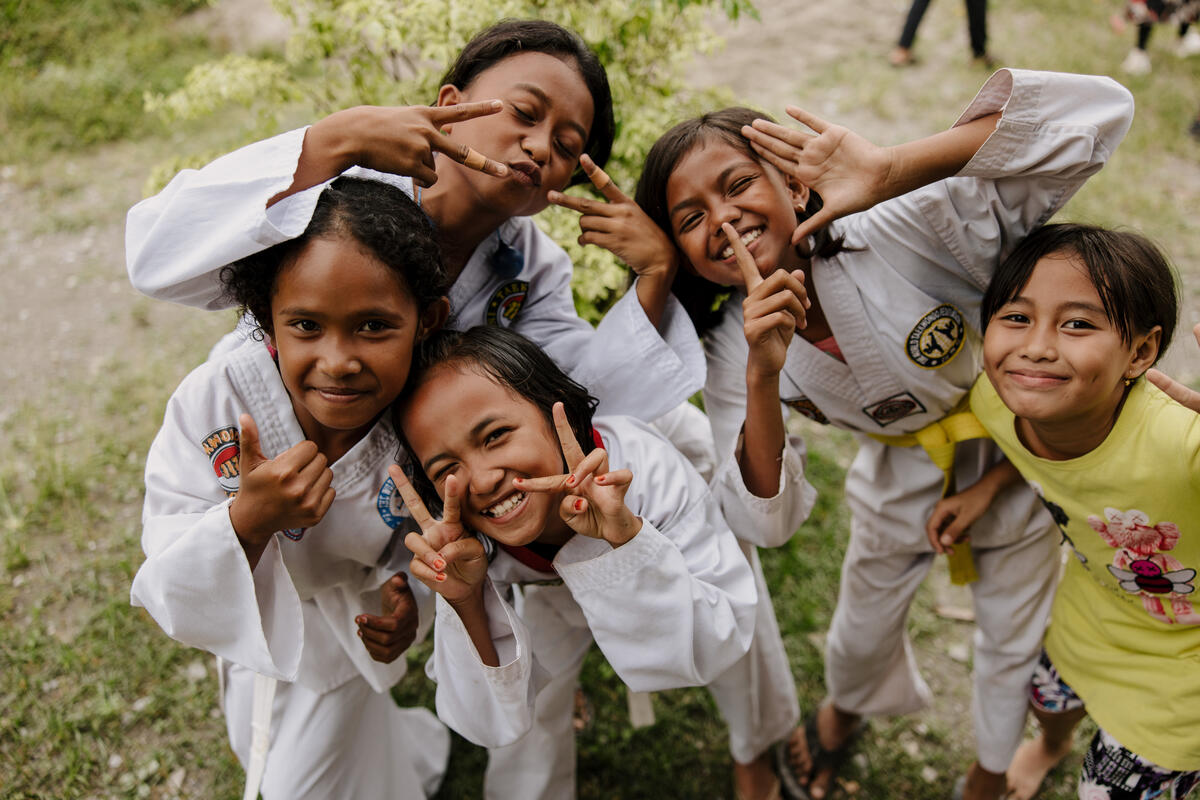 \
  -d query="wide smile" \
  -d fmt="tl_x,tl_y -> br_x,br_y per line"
1005,369 -> 1069,389
479,490 -> 529,522
717,226 -> 764,261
